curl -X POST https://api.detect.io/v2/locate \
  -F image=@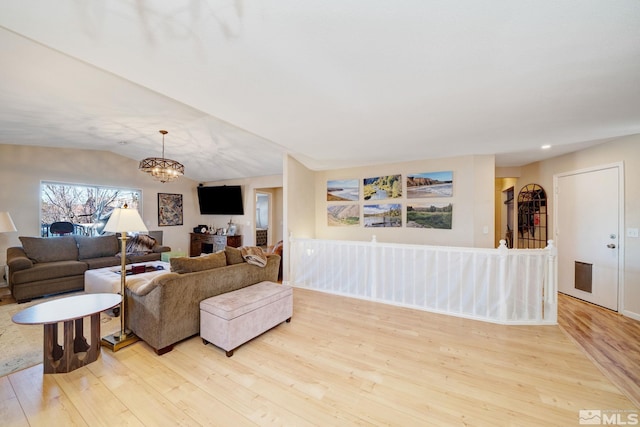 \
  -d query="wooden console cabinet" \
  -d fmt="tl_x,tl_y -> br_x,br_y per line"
190,233 -> 242,257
